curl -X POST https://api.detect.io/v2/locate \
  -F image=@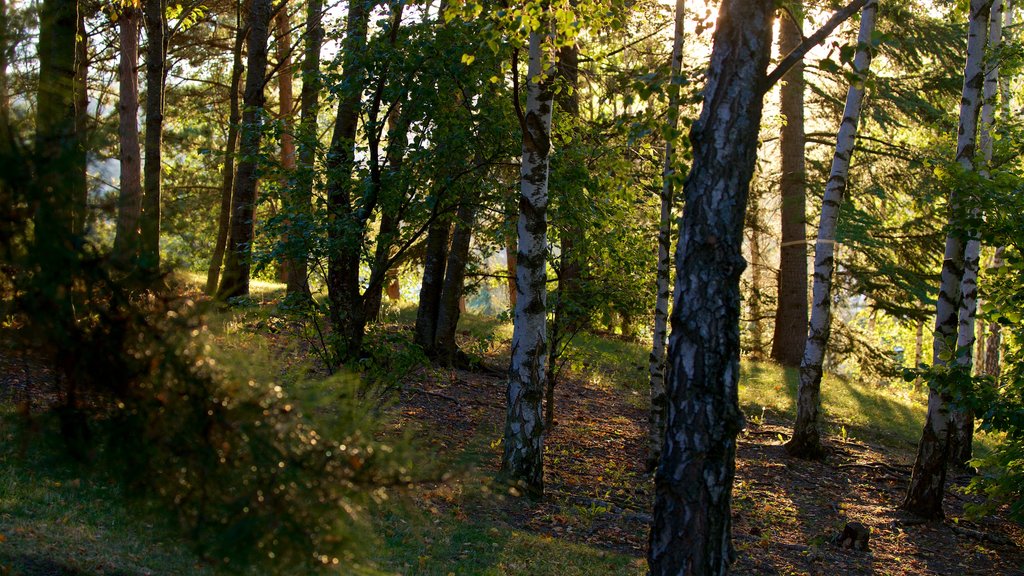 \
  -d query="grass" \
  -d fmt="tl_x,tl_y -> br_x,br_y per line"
0,303 -> 1000,574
